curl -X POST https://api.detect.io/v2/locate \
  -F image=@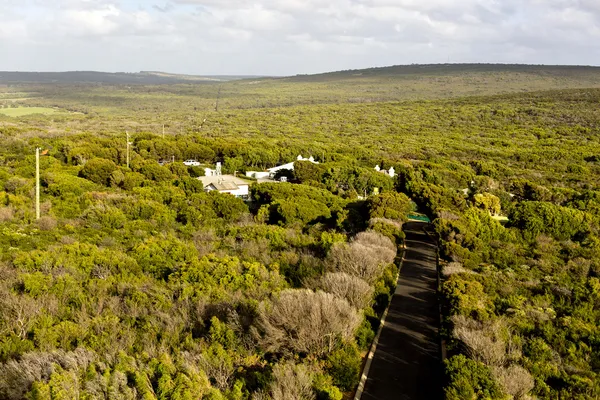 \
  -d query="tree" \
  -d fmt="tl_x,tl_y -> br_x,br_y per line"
367,192 -> 411,221
79,158 -> 118,186
294,161 -> 325,183
271,198 -> 331,226
473,193 -> 501,215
